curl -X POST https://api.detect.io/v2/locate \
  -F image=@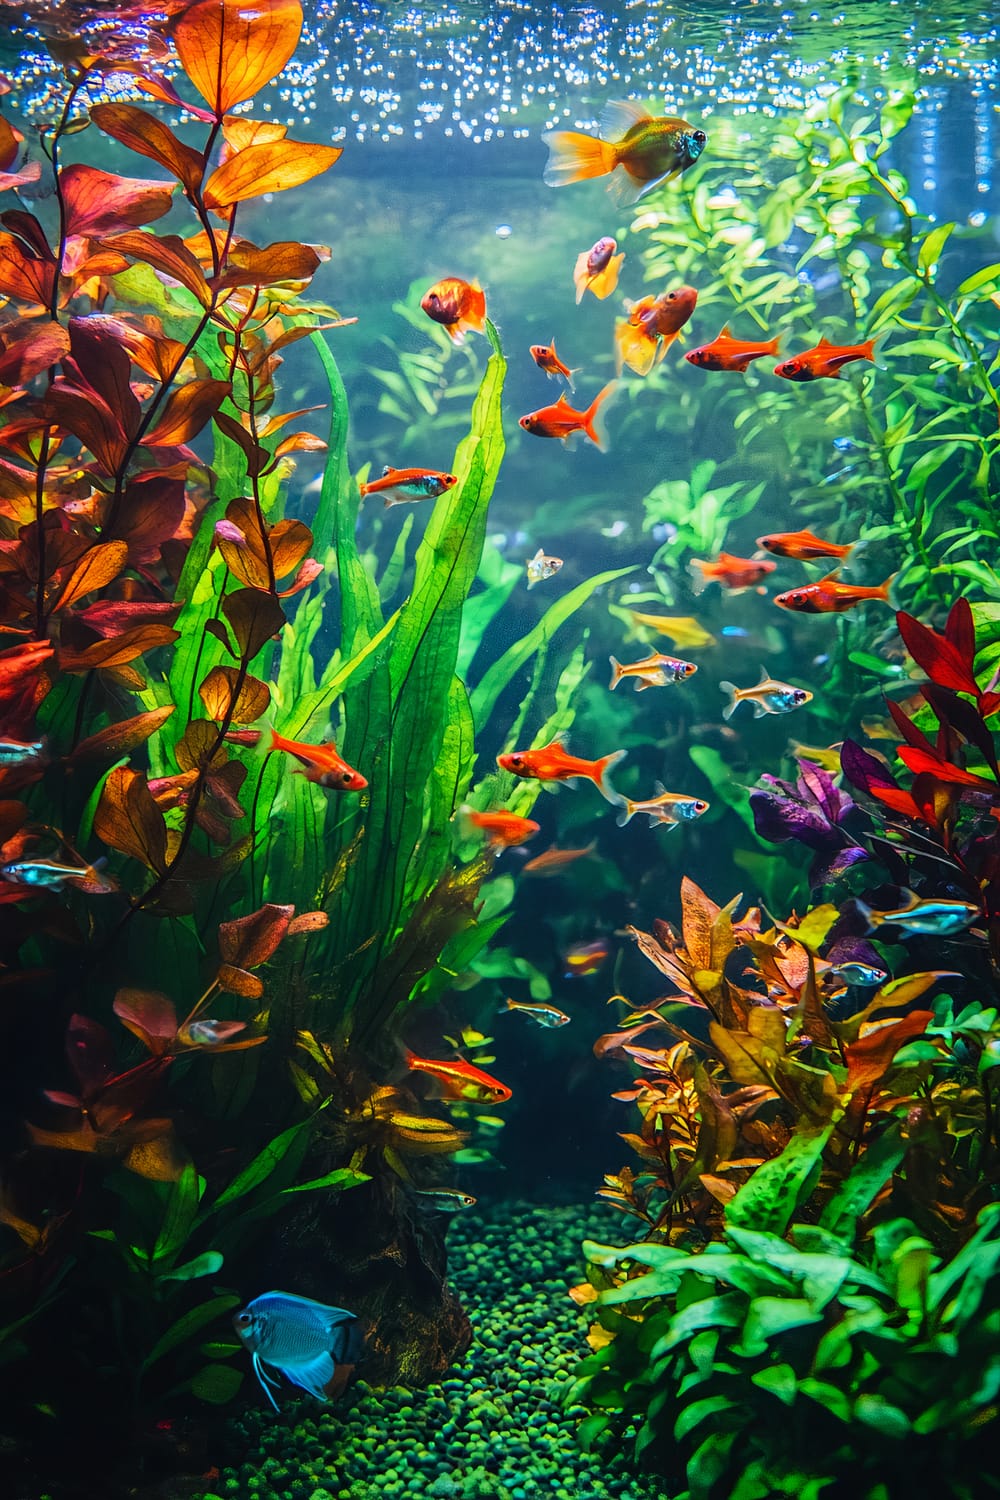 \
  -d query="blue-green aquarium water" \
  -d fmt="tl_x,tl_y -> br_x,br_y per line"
1,1 -> 1000,1497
